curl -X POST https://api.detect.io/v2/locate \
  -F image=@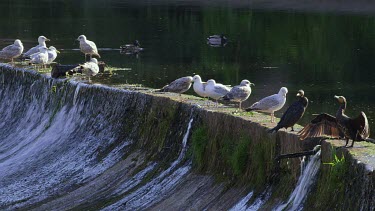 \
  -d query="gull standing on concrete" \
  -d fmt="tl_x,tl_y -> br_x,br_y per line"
0,39 -> 24,63
47,46 -> 60,64
29,46 -> 49,68
157,76 -> 193,94
245,87 -> 288,123
80,58 -> 99,78
222,79 -> 254,109
206,79 -> 231,107
77,35 -> 101,60
24,36 -> 50,57
193,75 -> 208,98
193,75 -> 212,106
